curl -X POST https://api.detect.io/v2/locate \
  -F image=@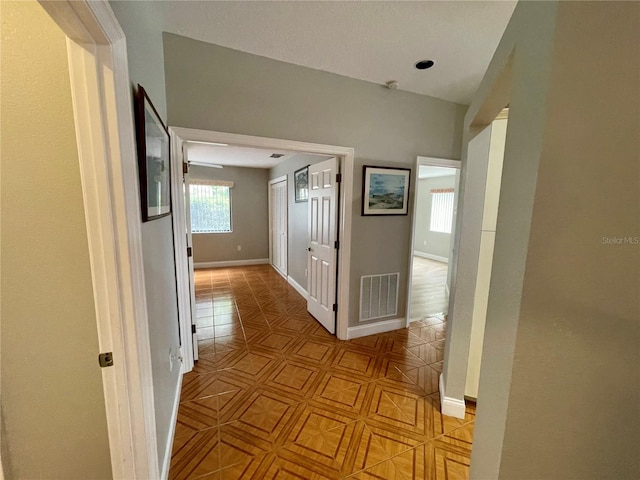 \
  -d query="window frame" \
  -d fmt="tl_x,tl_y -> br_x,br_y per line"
189,181 -> 233,234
